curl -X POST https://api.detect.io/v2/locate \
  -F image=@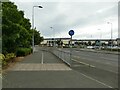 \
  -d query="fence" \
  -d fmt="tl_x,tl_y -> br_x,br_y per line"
49,48 -> 71,66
